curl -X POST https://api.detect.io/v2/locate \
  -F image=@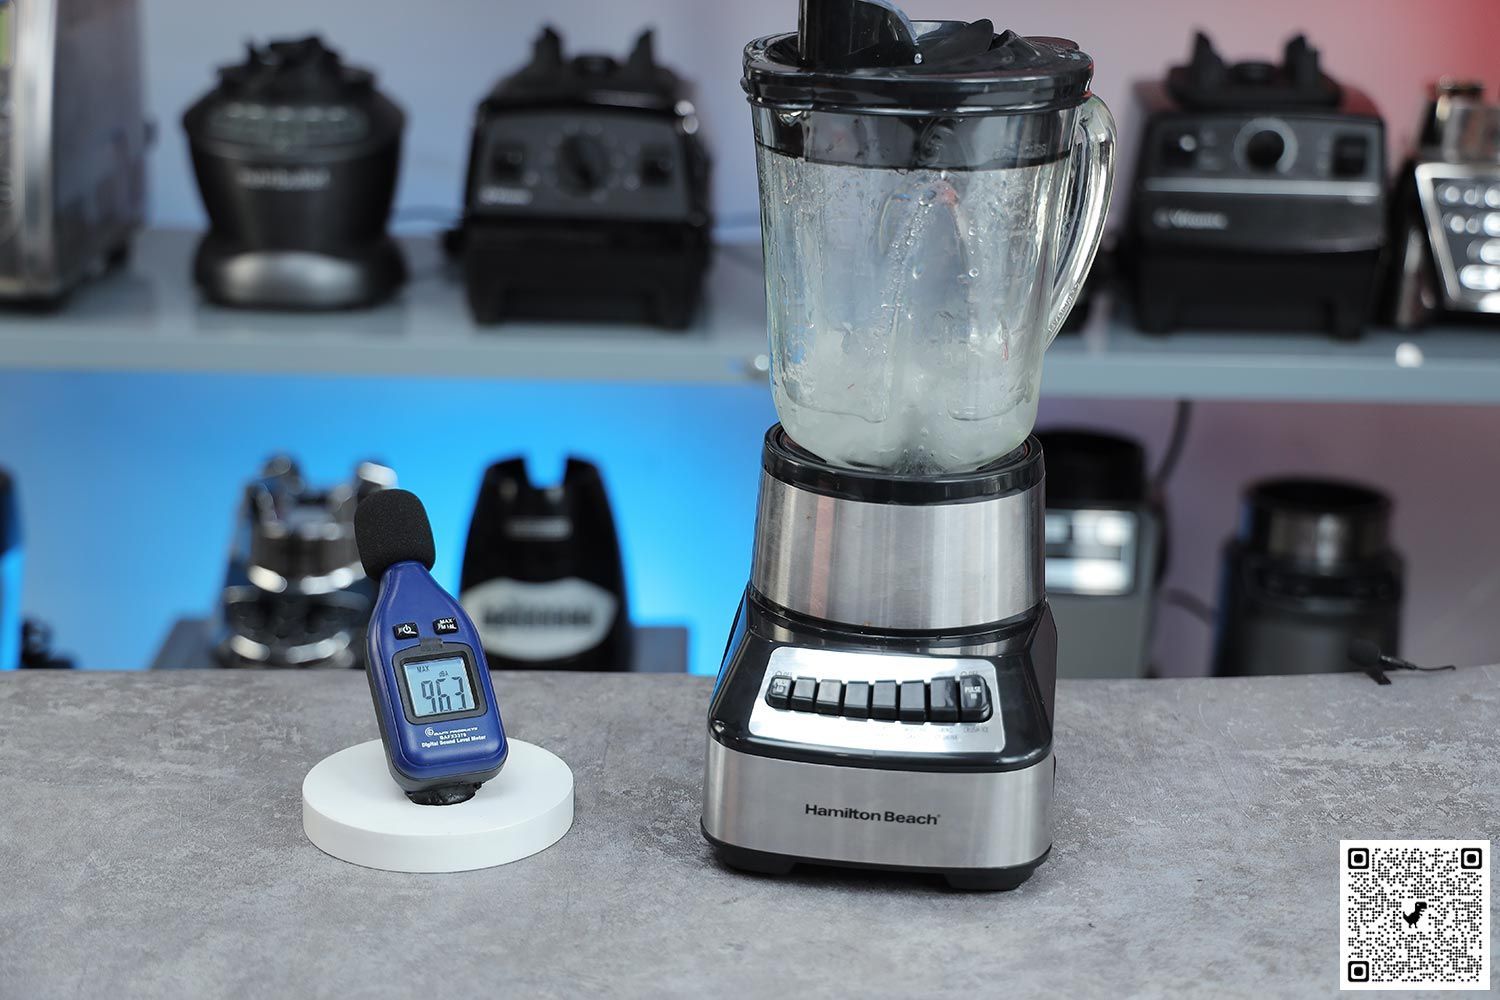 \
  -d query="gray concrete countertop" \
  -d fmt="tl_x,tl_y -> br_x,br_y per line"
1,669 -> 1496,999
